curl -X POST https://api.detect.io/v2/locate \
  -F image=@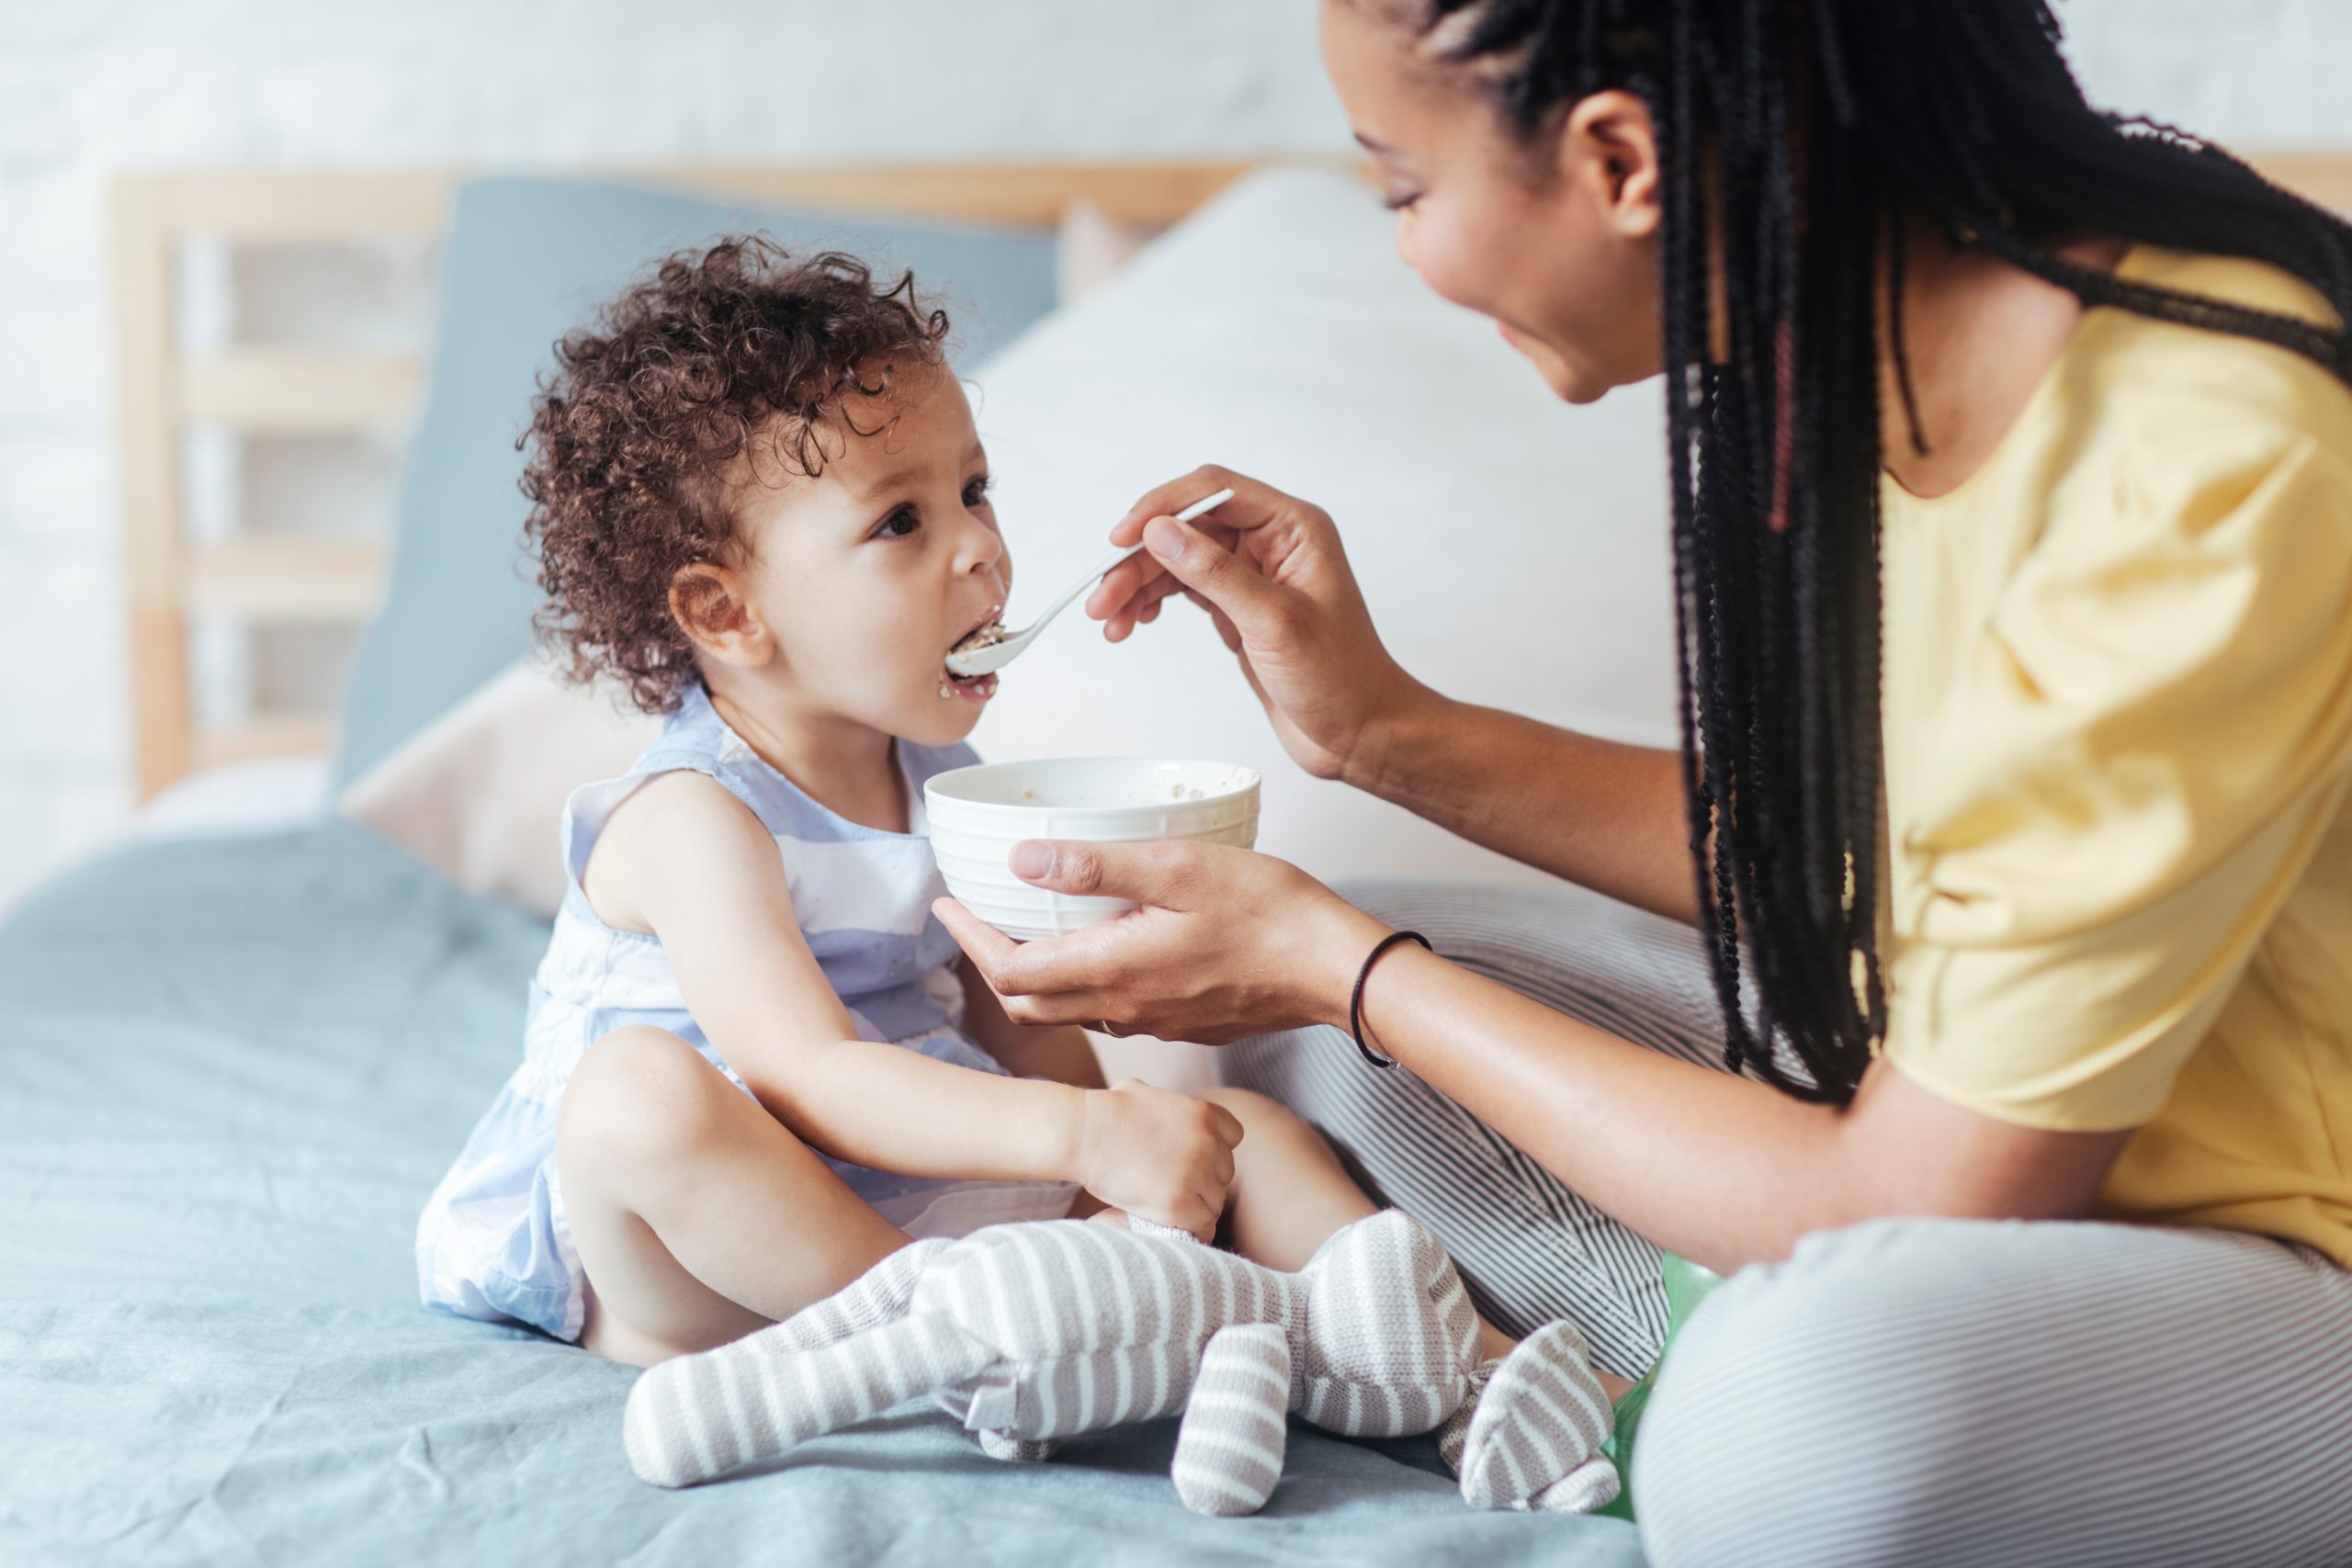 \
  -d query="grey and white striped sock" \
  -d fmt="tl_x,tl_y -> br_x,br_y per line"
623,1308 -> 992,1488
1455,1320 -> 1621,1514
765,1237 -> 947,1351
1172,1322 -> 1295,1517
1435,1356 -> 1499,1475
